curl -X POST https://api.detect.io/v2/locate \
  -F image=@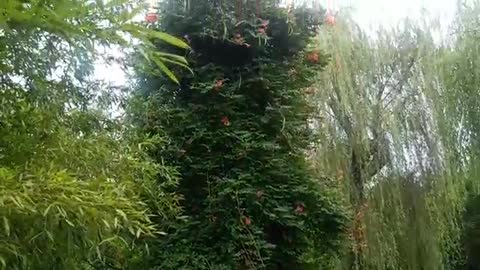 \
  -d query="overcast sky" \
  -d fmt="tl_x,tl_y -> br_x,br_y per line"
346,0 -> 457,31
94,0 -> 458,85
